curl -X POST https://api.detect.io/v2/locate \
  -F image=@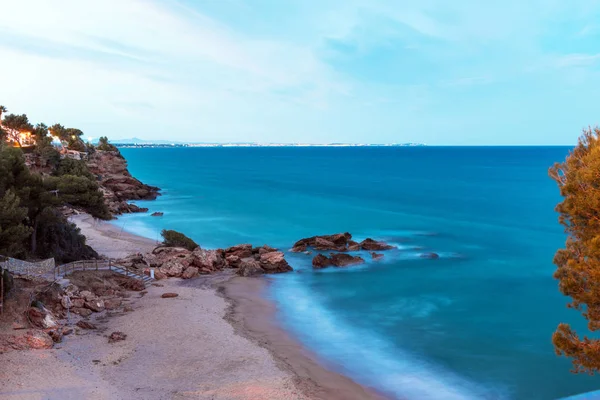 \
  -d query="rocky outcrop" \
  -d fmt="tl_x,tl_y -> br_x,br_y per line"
236,258 -> 264,277
86,150 -> 160,216
292,233 -> 395,252
312,253 -> 365,268
371,252 -> 384,260
258,251 -> 293,273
